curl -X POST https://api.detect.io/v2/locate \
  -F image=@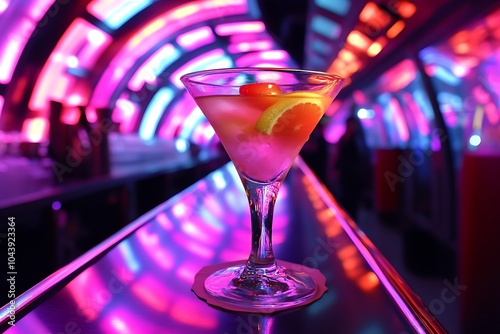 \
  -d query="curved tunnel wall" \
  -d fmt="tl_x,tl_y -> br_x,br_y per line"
0,0 -> 296,146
